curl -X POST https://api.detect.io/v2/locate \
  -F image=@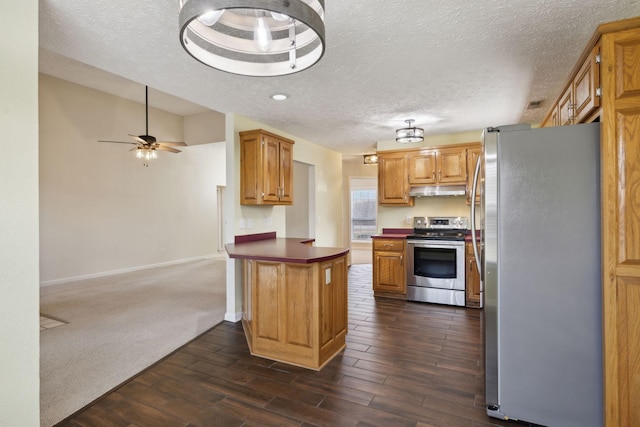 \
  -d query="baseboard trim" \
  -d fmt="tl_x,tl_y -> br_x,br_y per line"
40,253 -> 227,287
224,311 -> 242,323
